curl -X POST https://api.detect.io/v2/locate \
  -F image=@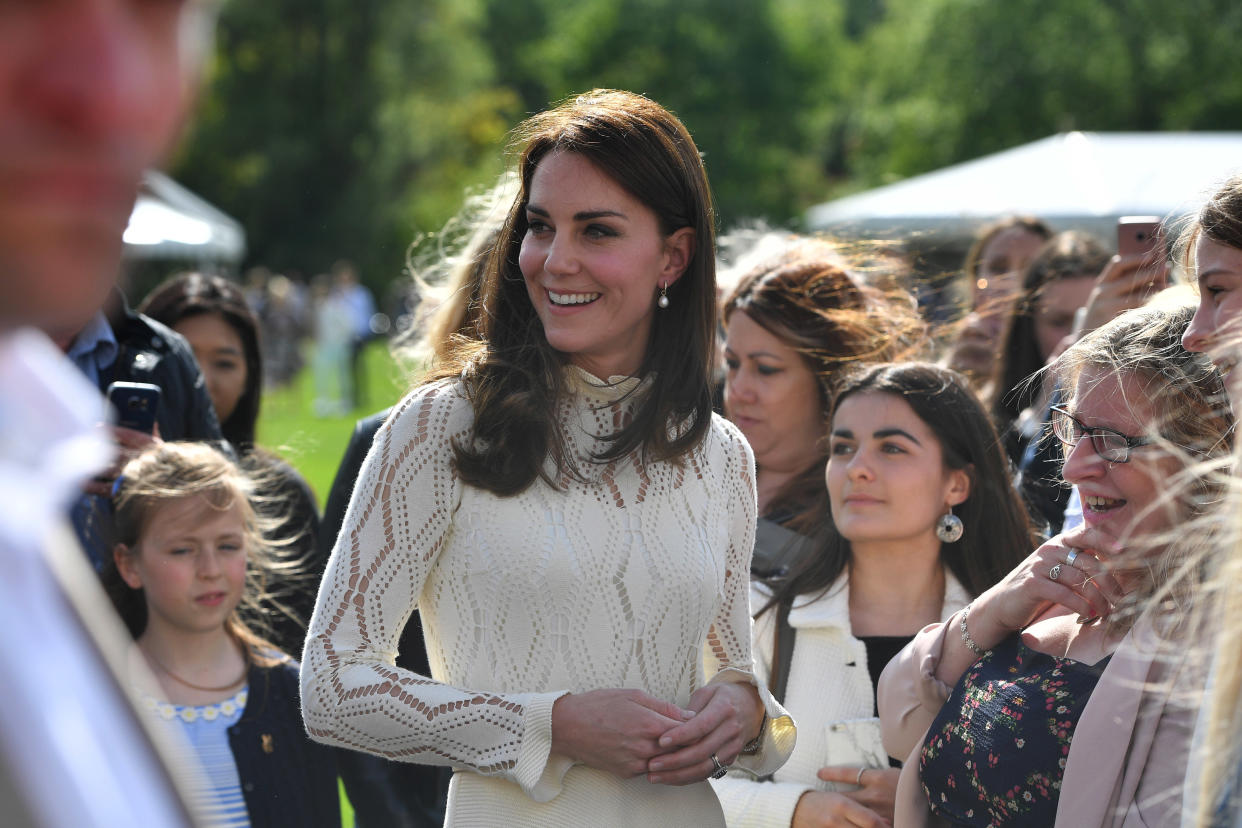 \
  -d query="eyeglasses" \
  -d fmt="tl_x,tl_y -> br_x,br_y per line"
1049,405 -> 1151,464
